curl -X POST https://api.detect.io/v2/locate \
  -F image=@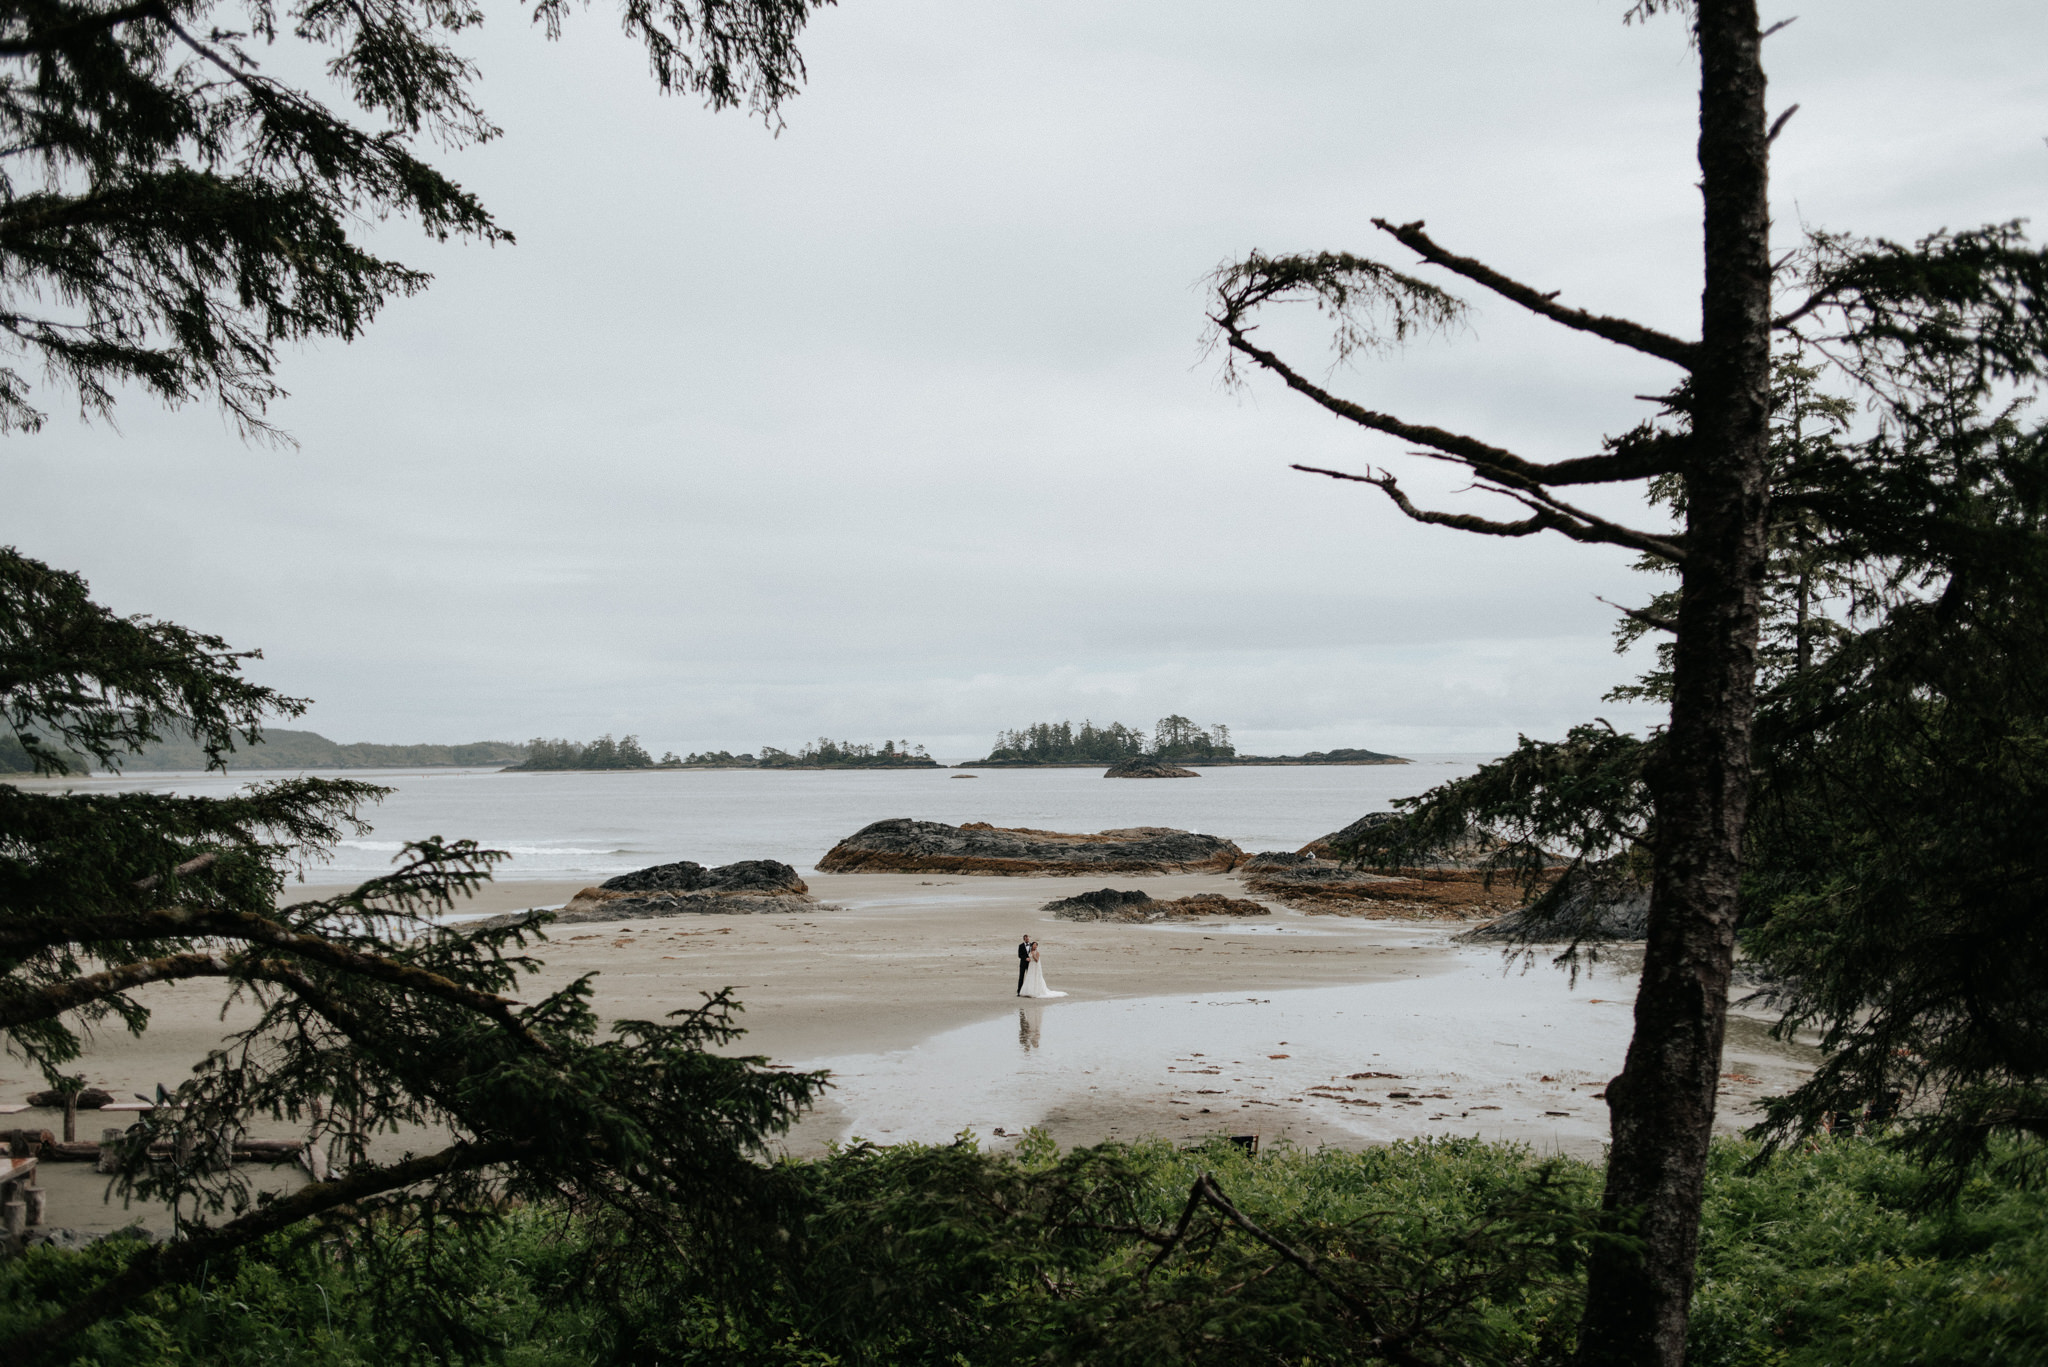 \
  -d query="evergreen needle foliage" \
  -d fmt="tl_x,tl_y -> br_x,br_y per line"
6,1134 -> 2043,1366
0,551 -> 827,1361
1368,226 -> 2048,1191
0,0 -> 828,437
